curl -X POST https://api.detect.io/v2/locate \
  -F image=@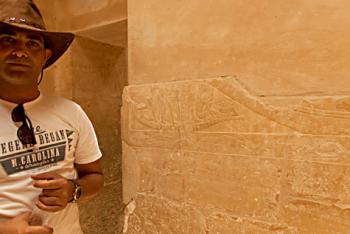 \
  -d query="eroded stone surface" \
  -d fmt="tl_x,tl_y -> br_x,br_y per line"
126,195 -> 206,234
122,77 -> 350,233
